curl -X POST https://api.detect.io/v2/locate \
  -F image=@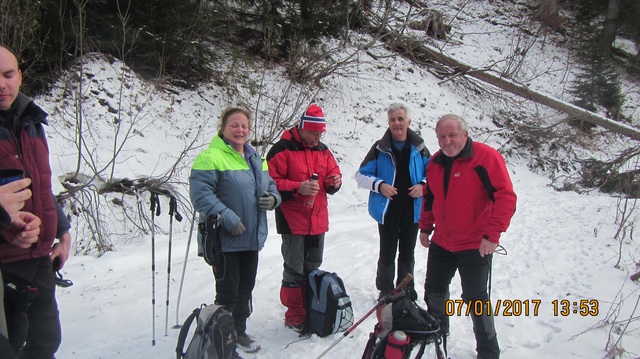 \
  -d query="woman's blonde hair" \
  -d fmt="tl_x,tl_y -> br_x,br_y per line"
219,106 -> 253,131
